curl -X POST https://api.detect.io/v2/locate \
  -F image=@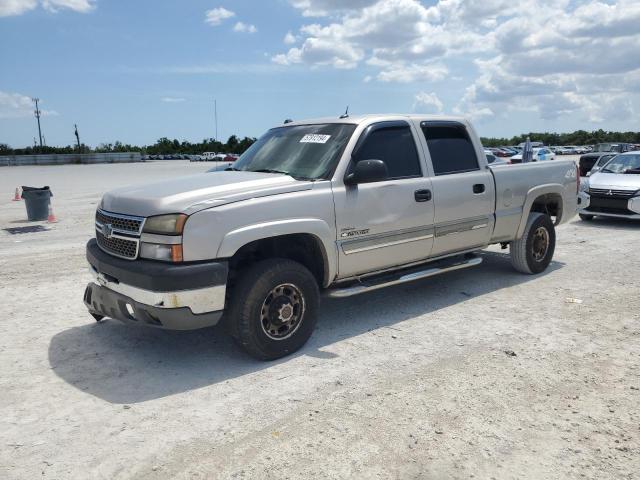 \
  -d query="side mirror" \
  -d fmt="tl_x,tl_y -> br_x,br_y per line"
344,159 -> 388,185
